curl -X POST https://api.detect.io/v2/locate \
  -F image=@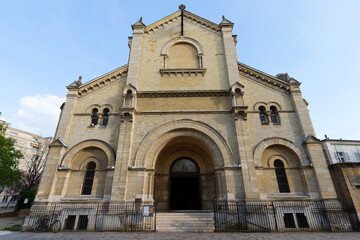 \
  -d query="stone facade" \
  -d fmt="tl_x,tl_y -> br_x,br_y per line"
31,7 -> 351,231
